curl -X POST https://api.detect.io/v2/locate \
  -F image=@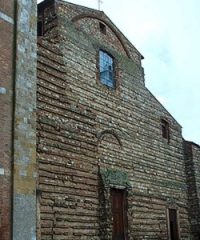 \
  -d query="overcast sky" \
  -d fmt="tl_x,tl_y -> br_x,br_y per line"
38,0 -> 200,145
